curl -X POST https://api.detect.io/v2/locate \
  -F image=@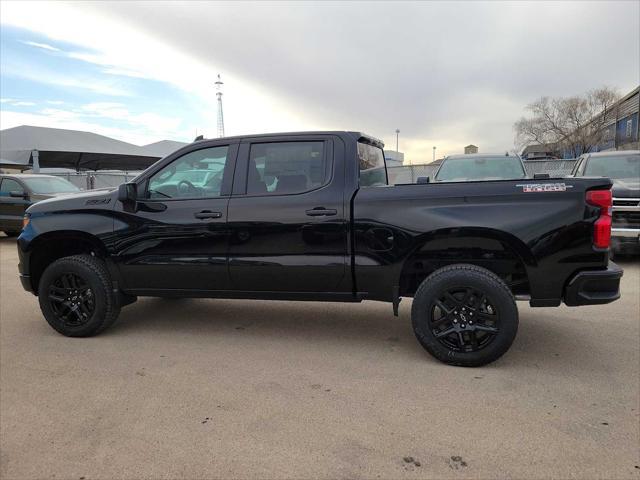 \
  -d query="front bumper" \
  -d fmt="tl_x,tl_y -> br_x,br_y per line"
564,262 -> 623,306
